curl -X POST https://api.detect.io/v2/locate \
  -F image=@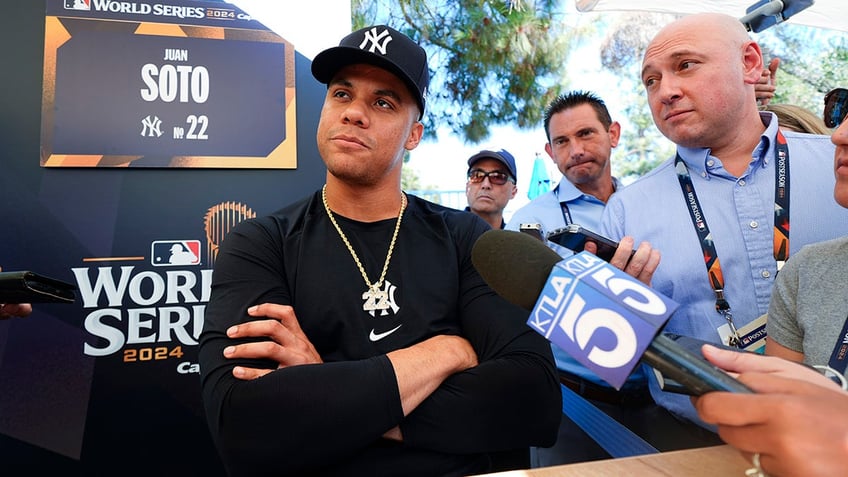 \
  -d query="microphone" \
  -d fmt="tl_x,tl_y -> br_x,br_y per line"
472,229 -> 752,395
741,0 -> 814,33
